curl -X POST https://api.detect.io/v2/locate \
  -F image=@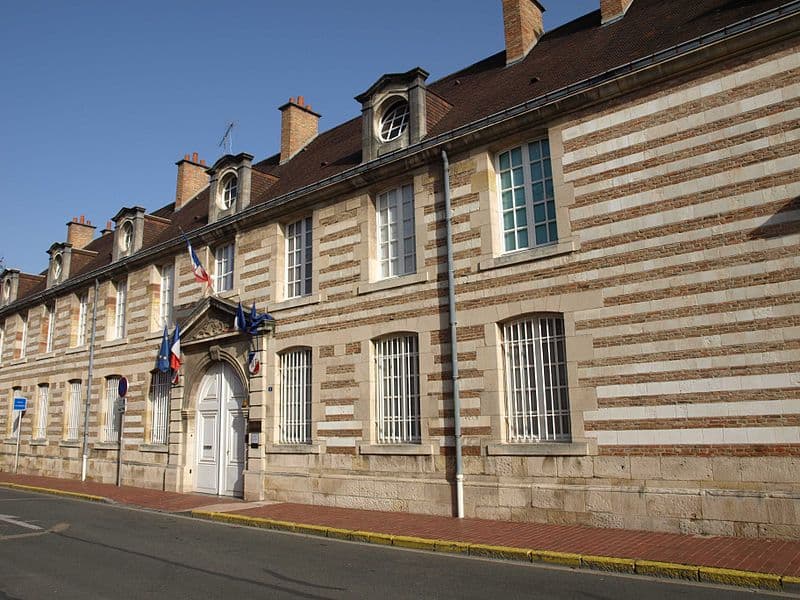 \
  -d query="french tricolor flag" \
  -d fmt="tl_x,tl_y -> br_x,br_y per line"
170,324 -> 182,384
186,238 -> 211,287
